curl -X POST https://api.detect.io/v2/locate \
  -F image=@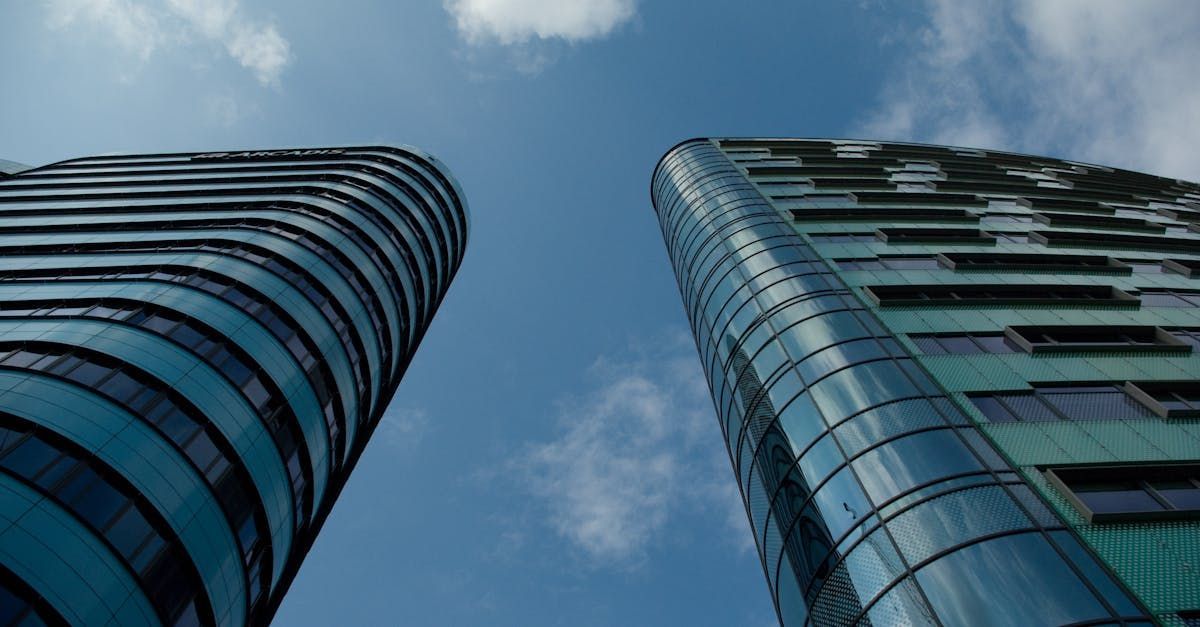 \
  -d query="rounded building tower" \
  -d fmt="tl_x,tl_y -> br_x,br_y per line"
0,146 -> 467,626
652,138 -> 1200,625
